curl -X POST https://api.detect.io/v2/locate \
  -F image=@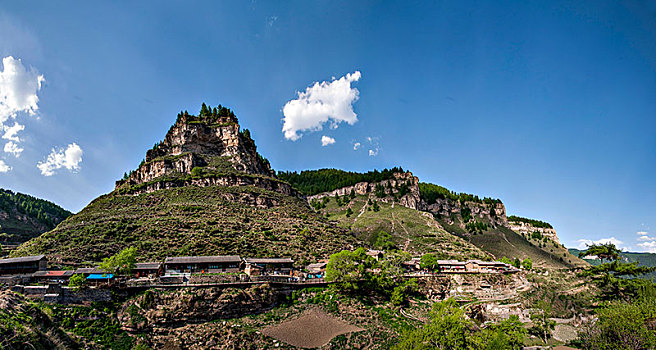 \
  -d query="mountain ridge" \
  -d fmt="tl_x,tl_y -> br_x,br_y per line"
0,189 -> 72,247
